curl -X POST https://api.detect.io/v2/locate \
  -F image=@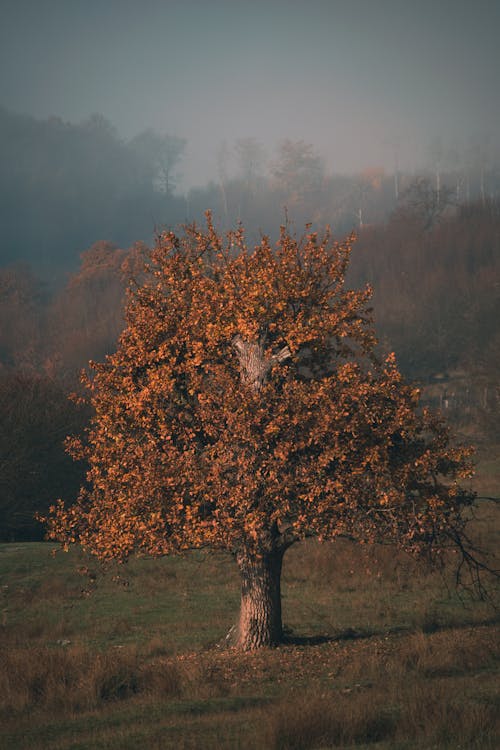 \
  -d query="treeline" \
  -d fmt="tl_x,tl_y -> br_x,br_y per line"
2,107 -> 499,279
352,198 -> 500,377
350,198 -> 500,441
0,108 -> 186,275
0,108 -> 393,276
